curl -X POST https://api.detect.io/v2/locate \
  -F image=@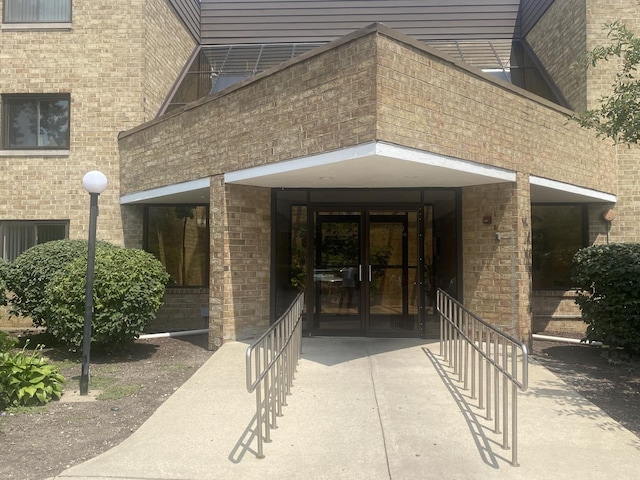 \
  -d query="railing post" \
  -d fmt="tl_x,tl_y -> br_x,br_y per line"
435,288 -> 528,468
246,293 -> 305,459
